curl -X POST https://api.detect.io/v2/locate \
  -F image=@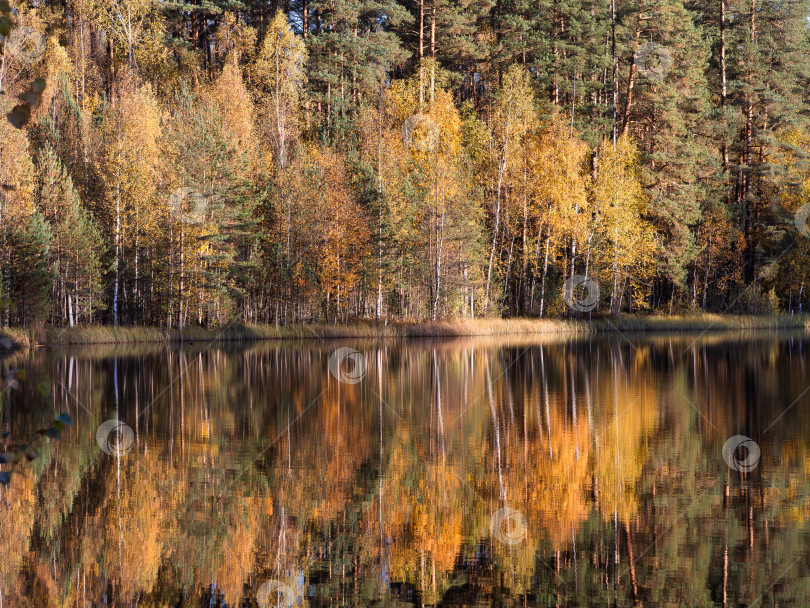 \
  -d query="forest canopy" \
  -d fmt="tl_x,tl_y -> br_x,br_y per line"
1,0 -> 810,327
